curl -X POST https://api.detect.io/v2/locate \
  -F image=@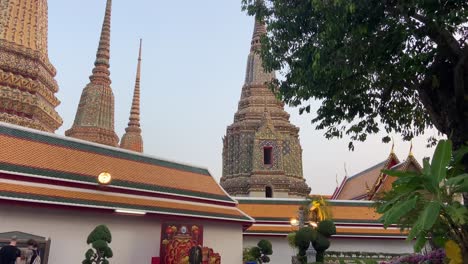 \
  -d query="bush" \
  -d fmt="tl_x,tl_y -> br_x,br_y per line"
82,225 -> 113,264
245,240 -> 273,263
317,220 -> 336,237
